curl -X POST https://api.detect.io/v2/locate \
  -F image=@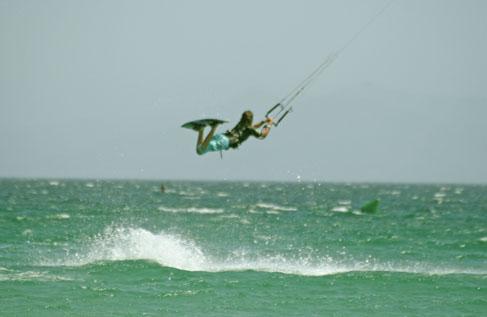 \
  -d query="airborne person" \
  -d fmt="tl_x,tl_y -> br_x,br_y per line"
193,111 -> 273,155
